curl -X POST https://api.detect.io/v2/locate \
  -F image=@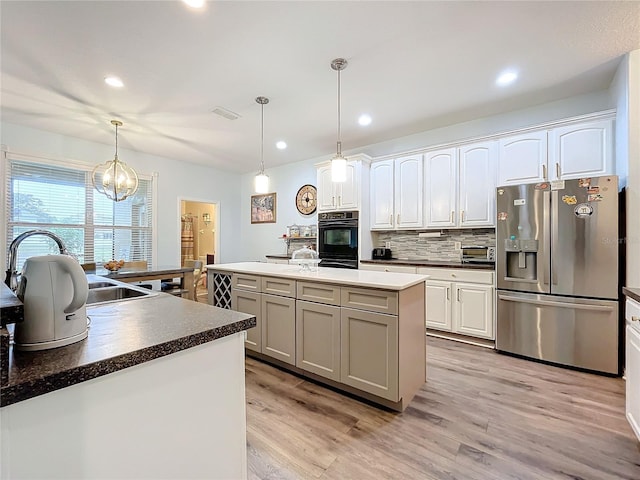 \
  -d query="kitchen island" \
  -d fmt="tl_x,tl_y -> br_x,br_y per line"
0,283 -> 255,479
207,262 -> 428,411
